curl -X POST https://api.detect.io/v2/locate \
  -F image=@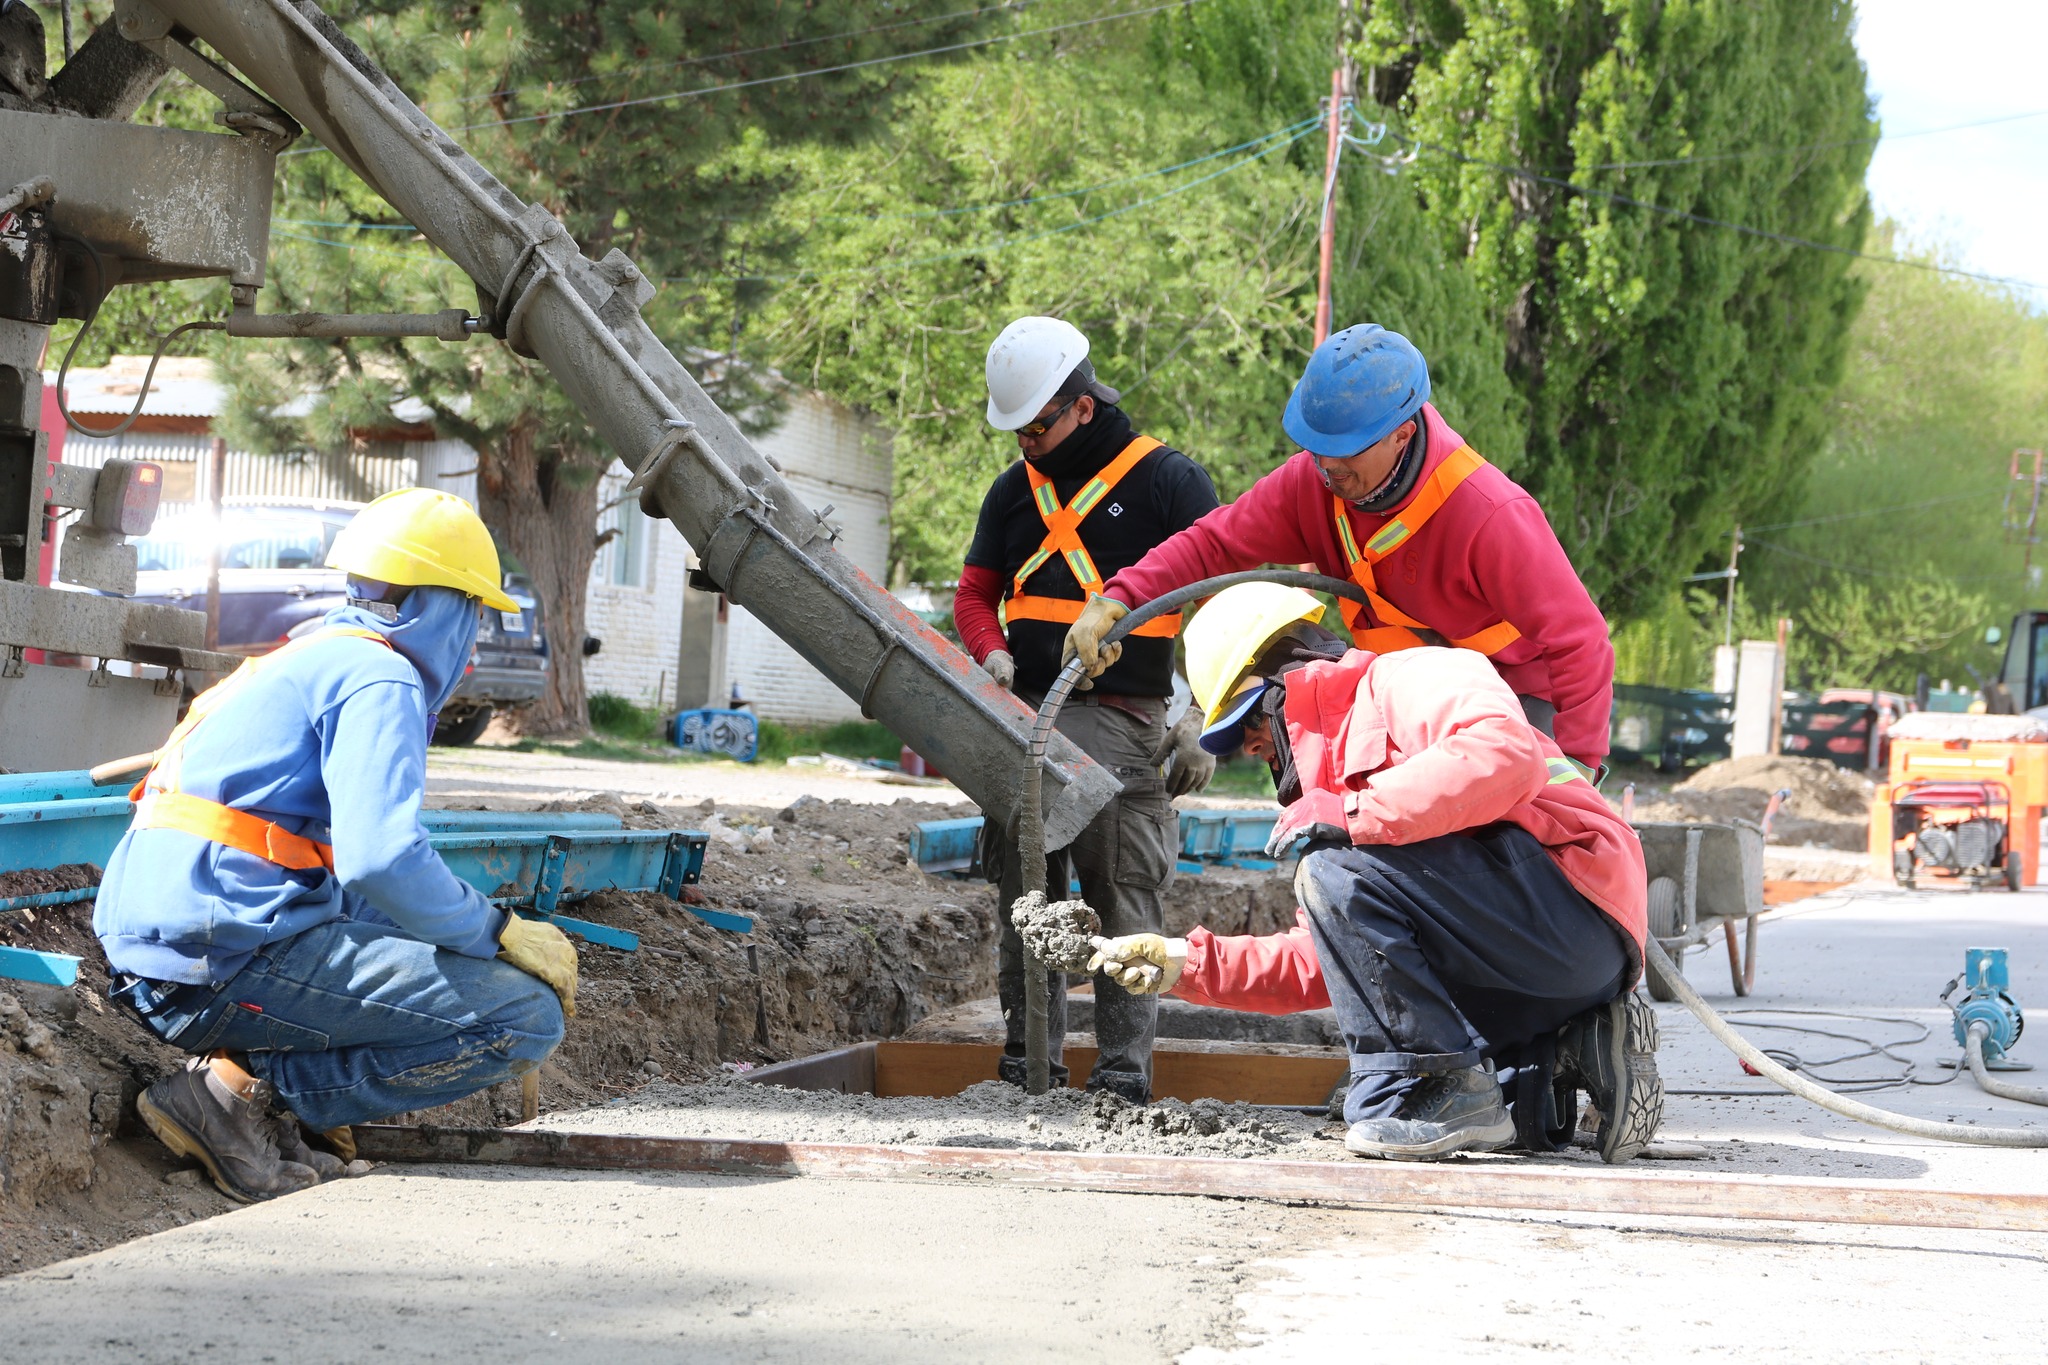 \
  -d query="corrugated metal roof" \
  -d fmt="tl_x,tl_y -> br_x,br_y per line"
45,356 -> 225,418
